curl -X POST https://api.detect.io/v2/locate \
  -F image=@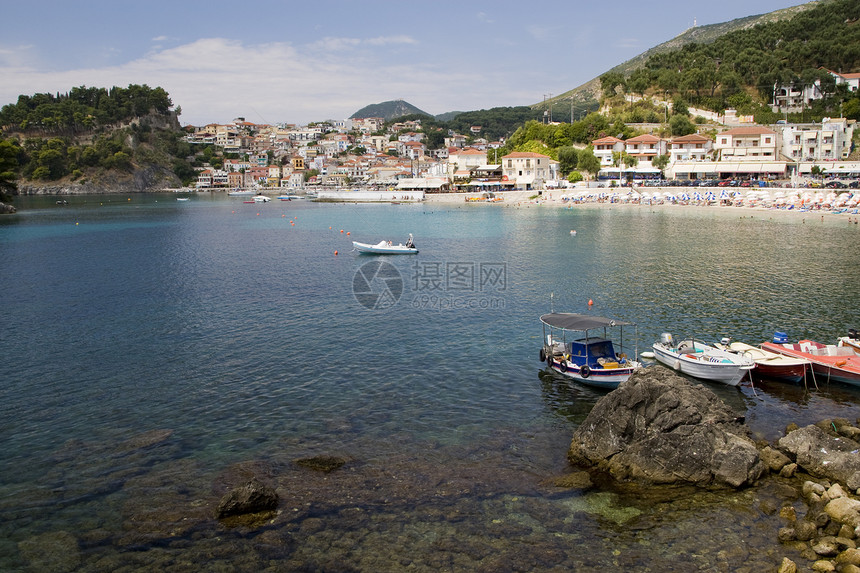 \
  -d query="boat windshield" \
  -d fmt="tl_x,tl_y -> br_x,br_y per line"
570,339 -> 615,359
